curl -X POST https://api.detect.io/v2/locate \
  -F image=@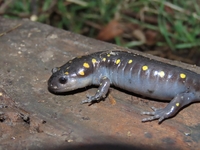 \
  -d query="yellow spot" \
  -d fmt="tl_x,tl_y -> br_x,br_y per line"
103,76 -> 107,79
69,61 -> 72,63
92,58 -> 97,64
0,92 -> 2,96
176,103 -> 180,107
128,60 -> 132,64
83,62 -> 90,68
180,73 -> 186,79
107,54 -> 110,57
79,70 -> 84,76
116,59 -> 120,65
142,65 -> 148,71
159,71 -> 165,78
103,58 -> 106,61
65,72 -> 69,75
